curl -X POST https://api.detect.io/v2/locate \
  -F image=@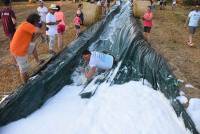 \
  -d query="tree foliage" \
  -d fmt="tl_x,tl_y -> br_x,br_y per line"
183,0 -> 200,5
